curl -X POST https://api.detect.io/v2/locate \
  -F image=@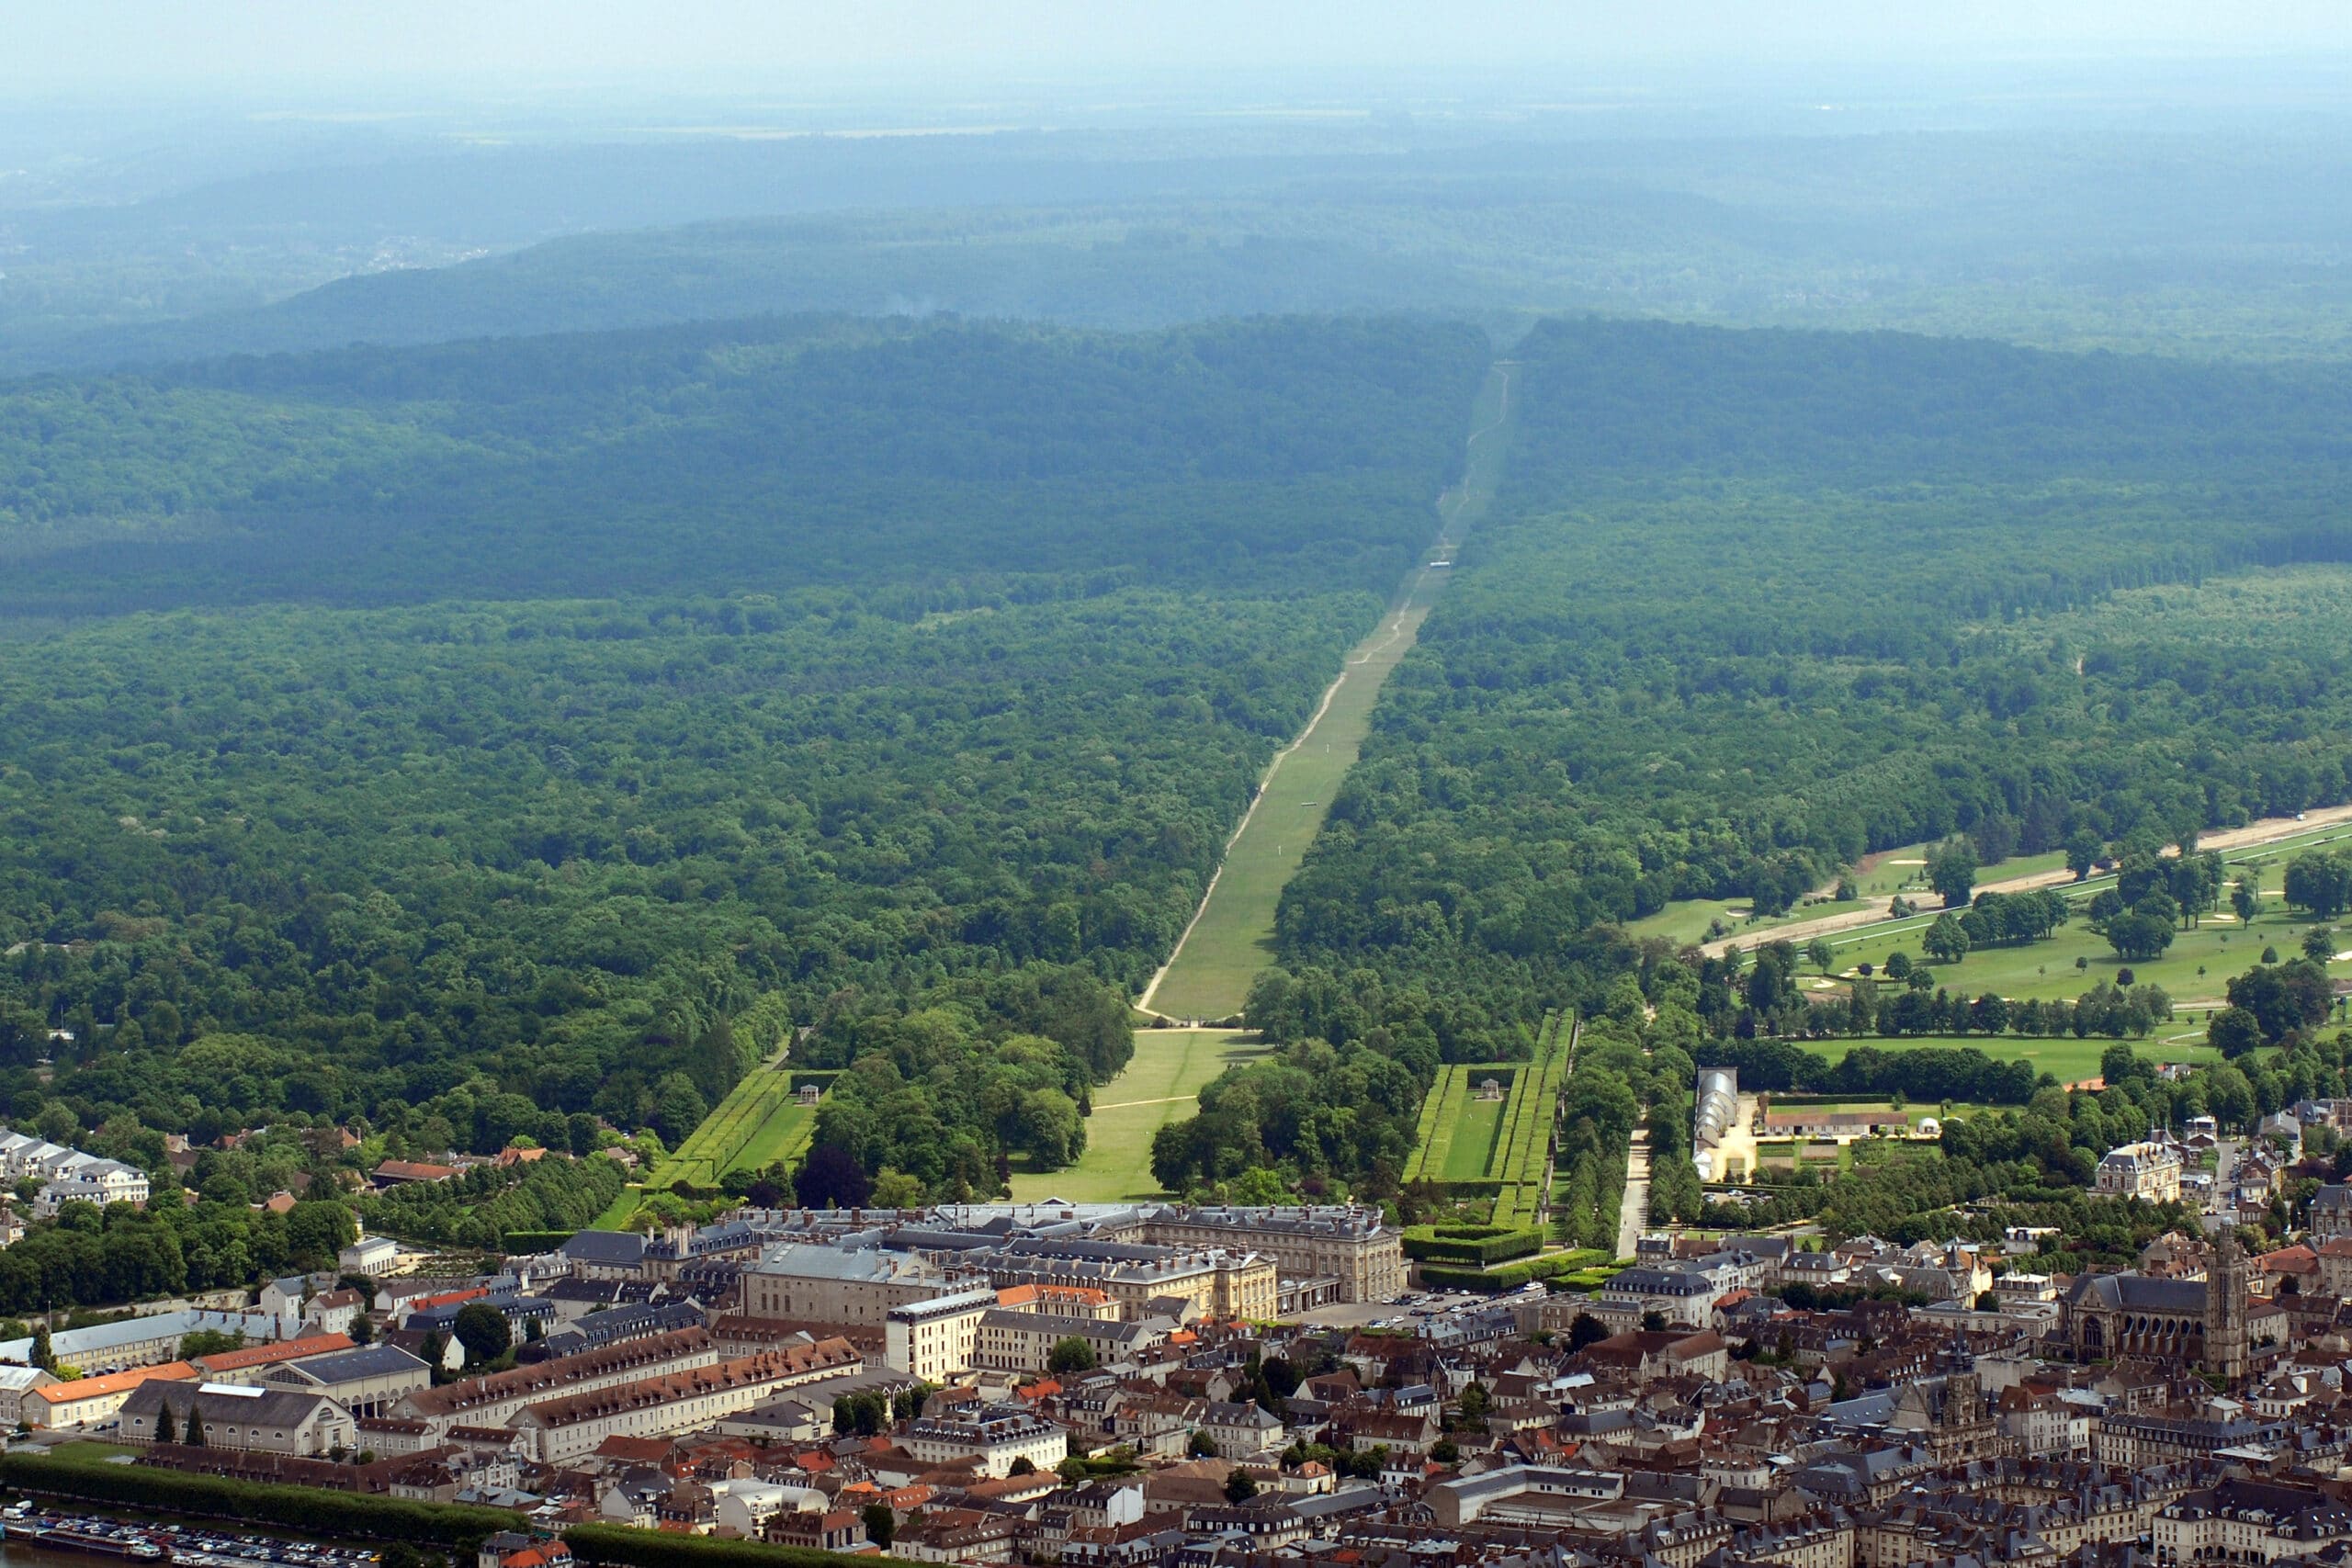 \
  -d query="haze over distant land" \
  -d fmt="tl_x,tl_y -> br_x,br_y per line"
6,0 -> 2349,85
